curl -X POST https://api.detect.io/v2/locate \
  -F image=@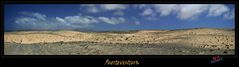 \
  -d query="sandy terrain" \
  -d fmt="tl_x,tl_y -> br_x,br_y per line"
4,28 -> 235,55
